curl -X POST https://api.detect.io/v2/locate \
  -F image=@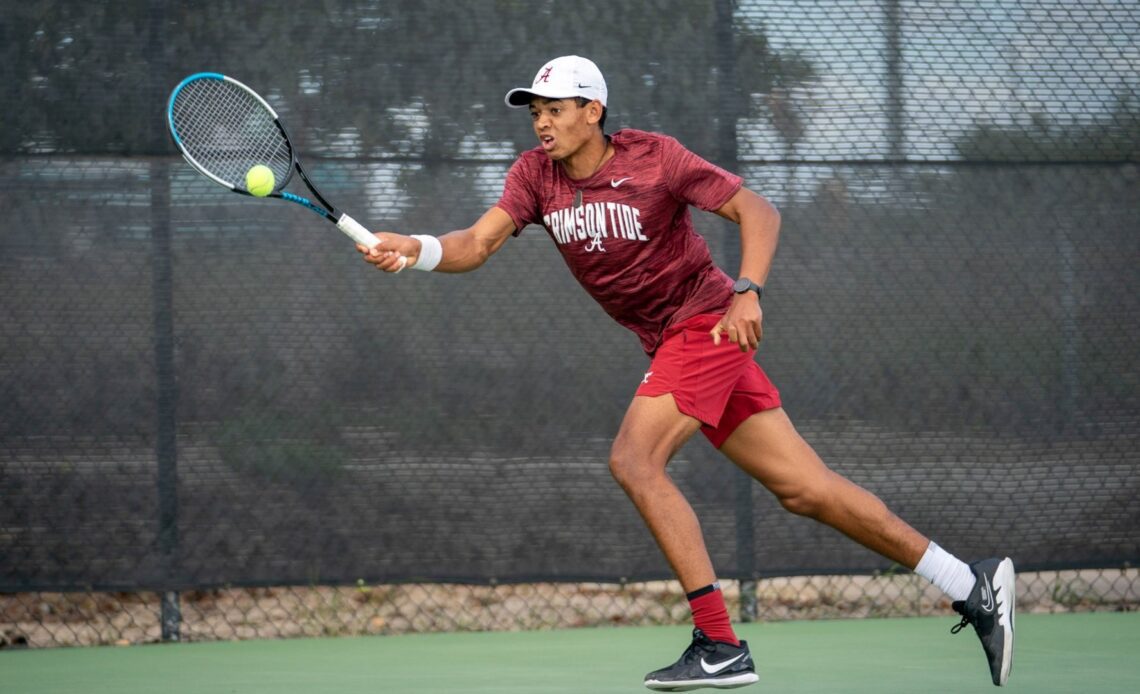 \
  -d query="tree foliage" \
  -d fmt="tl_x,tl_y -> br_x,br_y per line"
3,0 -> 814,158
